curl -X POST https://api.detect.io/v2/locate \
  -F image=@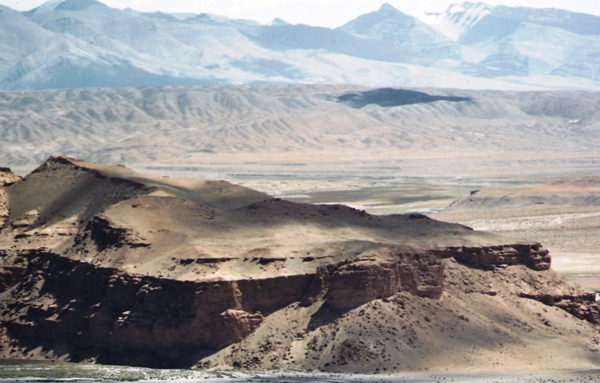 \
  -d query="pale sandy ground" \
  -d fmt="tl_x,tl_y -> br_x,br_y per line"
173,158 -> 600,290
431,177 -> 600,292
228,172 -> 600,286
163,157 -> 600,294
